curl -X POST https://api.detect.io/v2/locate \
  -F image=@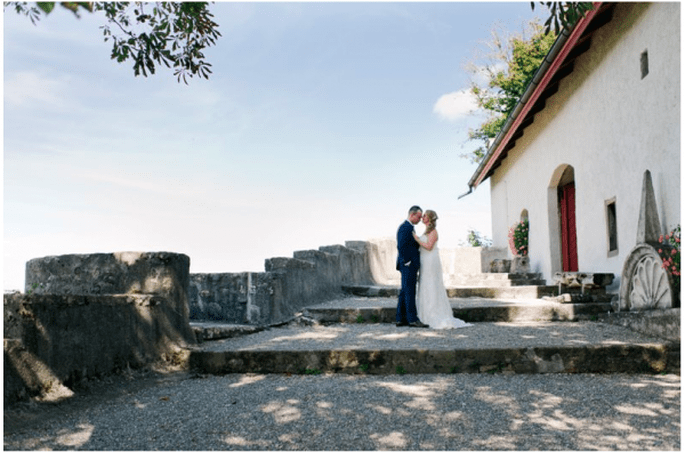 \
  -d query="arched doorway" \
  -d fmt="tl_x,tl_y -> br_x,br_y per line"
549,165 -> 578,272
